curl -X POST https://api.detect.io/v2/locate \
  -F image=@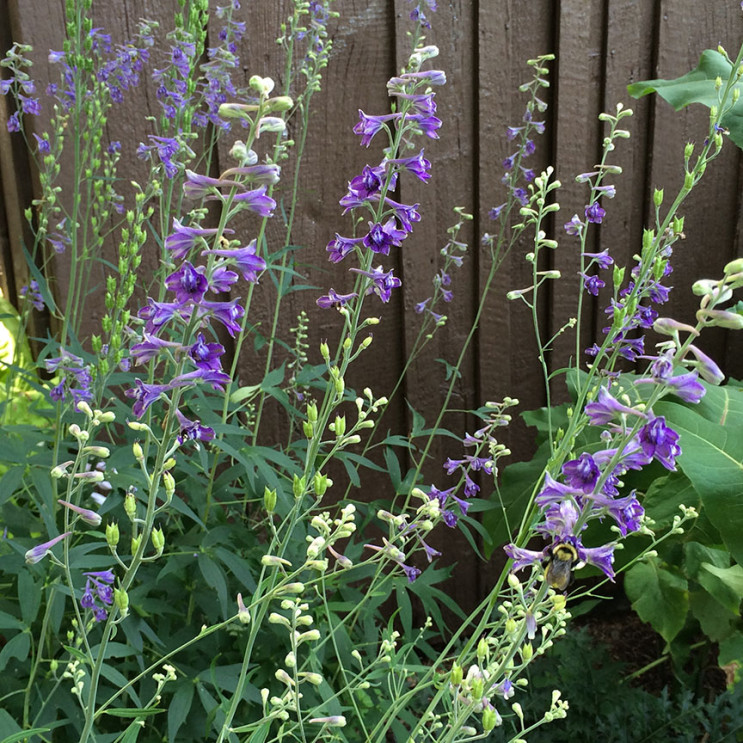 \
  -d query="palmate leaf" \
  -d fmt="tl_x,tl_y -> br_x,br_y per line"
627,49 -> 743,150
656,384 -> 743,566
